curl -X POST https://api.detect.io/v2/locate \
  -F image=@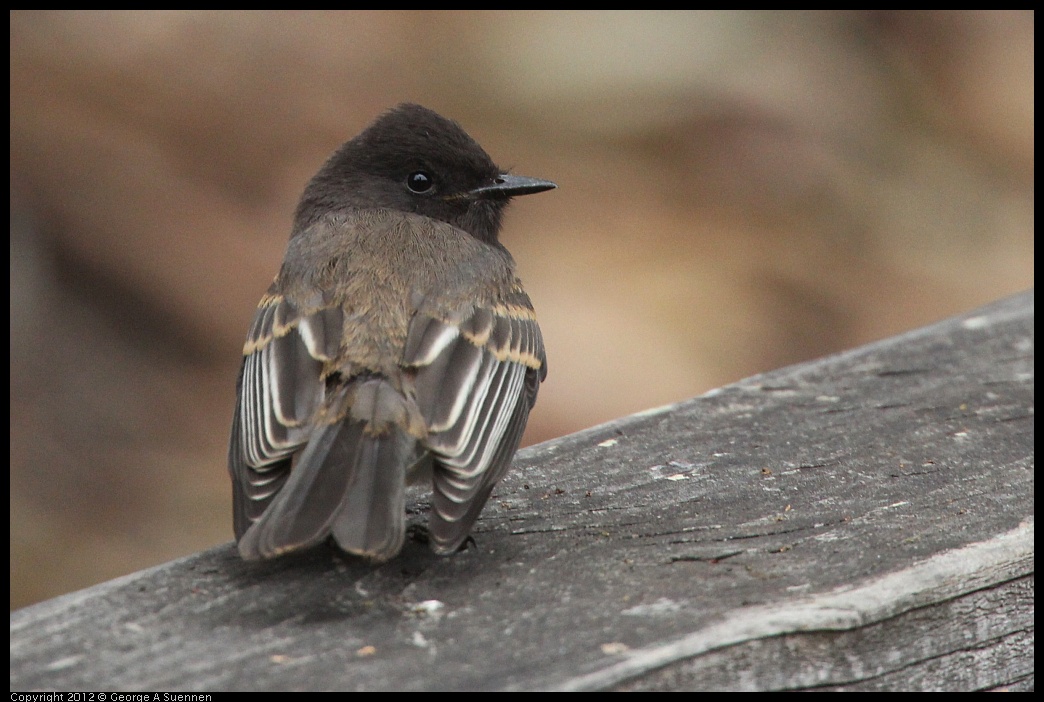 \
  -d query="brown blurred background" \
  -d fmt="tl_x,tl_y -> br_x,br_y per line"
9,11 -> 1033,609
